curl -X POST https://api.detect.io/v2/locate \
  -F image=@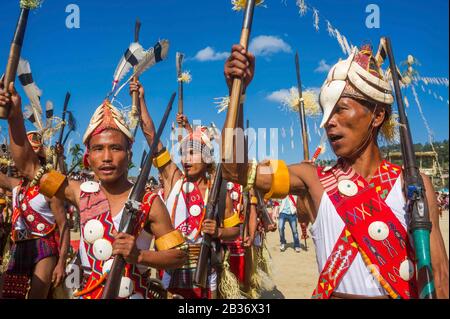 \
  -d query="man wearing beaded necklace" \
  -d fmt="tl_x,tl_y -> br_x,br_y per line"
221,43 -> 449,299
129,81 -> 242,299
0,82 -> 187,299
0,131 -> 69,299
